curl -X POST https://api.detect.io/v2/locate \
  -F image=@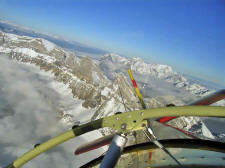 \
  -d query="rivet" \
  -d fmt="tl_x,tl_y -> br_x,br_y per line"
140,112 -> 144,116
121,123 -> 127,130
